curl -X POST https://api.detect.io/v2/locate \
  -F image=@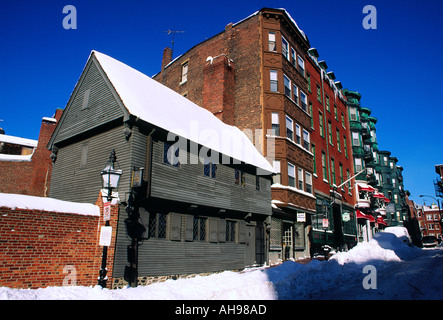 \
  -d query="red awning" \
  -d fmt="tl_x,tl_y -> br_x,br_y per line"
383,196 -> 391,203
358,183 -> 375,193
377,217 -> 388,226
357,210 -> 370,220
372,192 -> 385,198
